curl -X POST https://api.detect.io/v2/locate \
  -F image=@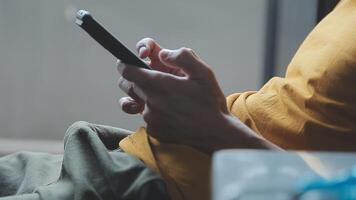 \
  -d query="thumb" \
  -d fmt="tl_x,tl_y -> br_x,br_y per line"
158,47 -> 209,79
